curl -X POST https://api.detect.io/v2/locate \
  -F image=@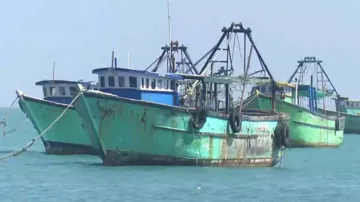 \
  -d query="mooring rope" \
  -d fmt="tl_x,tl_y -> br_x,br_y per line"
0,92 -> 82,161
0,97 -> 20,136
